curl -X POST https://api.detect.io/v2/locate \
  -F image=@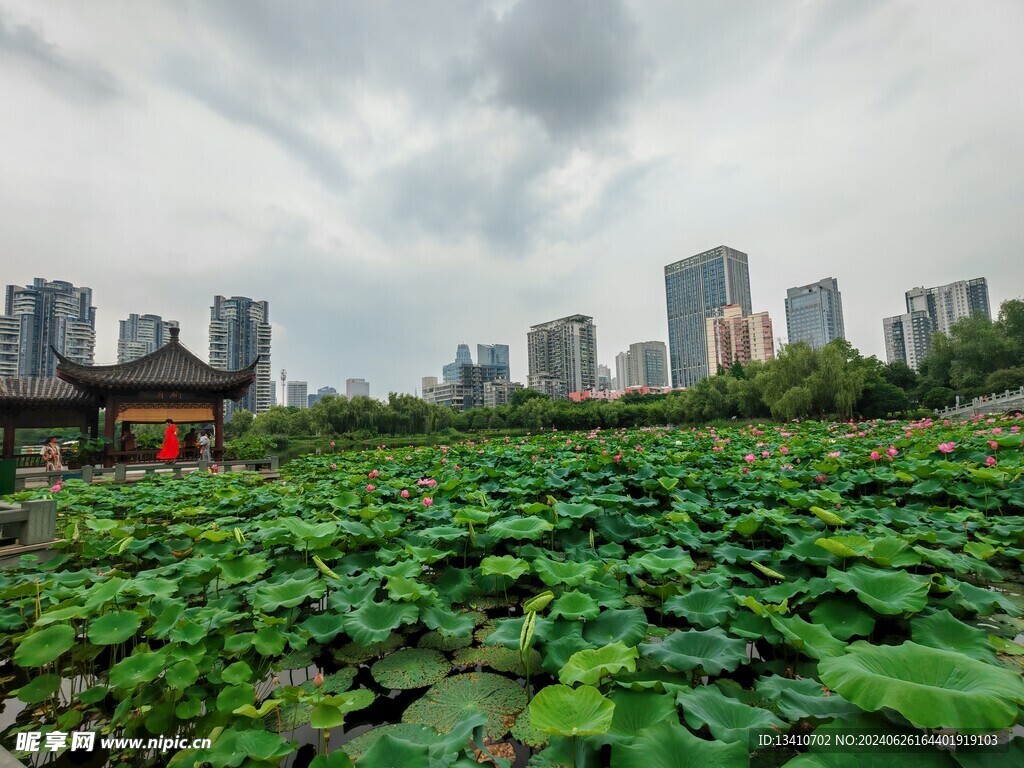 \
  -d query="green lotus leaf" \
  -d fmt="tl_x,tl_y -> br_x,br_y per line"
677,685 -> 786,743
488,516 -> 553,541
234,729 -> 296,761
582,609 -> 649,646
782,747 -> 956,768
664,586 -> 735,628
108,649 -> 167,688
819,641 -> 1024,729
15,673 -> 62,704
371,648 -> 451,689
640,628 -> 747,675
815,536 -> 872,559
453,645 -> 541,675
15,624 -> 76,667
250,575 -> 324,612
358,733 -> 431,767
217,683 -> 255,713
420,605 -> 476,638
524,590 -> 556,613
341,723 -> 438,760
910,610 -> 997,662
300,612 -> 346,644
549,590 -> 601,621
386,575 -> 438,602
165,660 -> 199,690
529,684 -> 614,737
610,720 -> 749,768
343,600 -> 419,645
222,660 -> 253,684
808,597 -> 876,641
310,690 -> 376,729
253,626 -> 287,656
753,675 -> 862,721
511,708 -> 550,748
768,614 -> 847,659
419,629 -> 473,652
402,671 -> 527,742
218,555 -> 270,585
827,565 -> 930,616
559,641 -> 639,686
628,547 -> 696,578
88,611 -> 143,646
533,558 -> 599,587
607,690 -> 677,739
867,537 -> 922,568
479,555 -> 531,580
